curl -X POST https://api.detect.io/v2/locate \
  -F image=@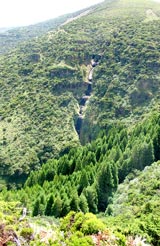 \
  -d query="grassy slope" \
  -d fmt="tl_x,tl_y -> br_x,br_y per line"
0,0 -> 160,178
